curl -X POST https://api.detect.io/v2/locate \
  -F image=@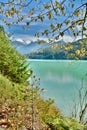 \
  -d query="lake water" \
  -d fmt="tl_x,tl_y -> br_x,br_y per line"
28,60 -> 87,116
